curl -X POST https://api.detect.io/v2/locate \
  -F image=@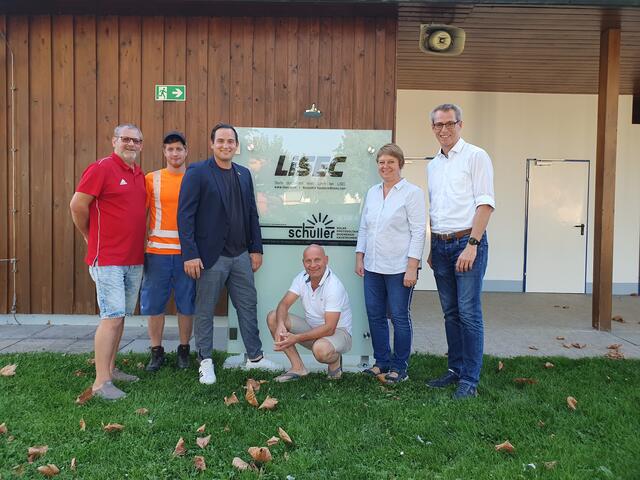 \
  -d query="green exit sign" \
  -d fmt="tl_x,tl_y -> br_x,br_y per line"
155,85 -> 186,101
